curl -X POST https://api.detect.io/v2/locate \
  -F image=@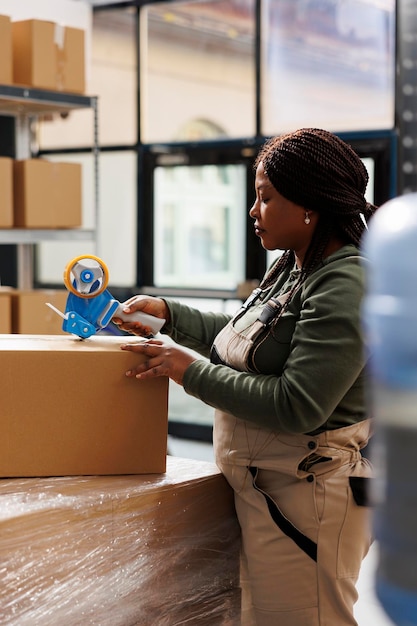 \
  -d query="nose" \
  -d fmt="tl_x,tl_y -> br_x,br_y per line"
249,198 -> 258,219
